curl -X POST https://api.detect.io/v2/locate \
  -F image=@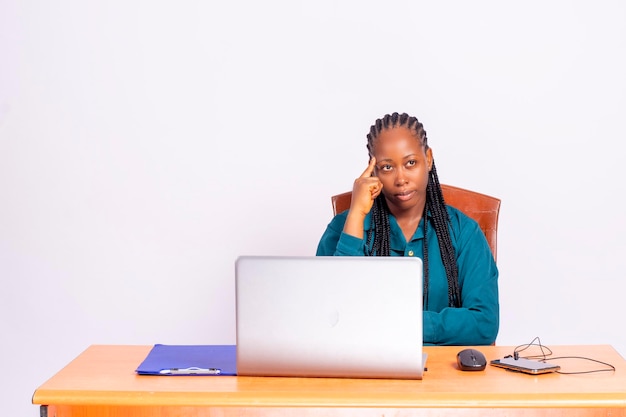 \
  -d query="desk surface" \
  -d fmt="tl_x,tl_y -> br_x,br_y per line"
33,344 -> 626,410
